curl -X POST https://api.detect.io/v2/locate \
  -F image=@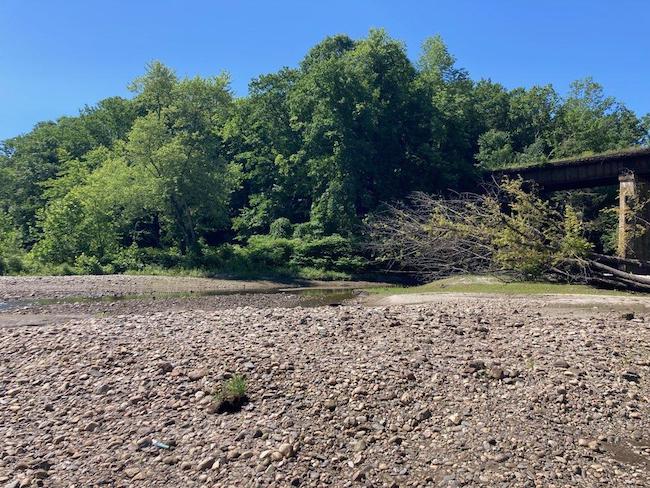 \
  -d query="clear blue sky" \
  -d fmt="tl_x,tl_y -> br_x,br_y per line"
1,0 -> 648,140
